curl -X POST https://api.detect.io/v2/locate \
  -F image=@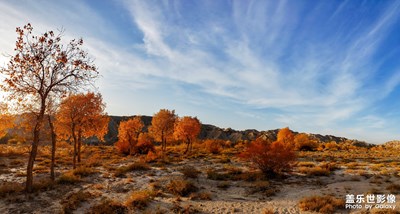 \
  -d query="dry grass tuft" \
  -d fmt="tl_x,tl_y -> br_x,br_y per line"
0,182 -> 24,197
167,178 -> 198,197
189,191 -> 212,200
62,190 -> 93,214
298,166 -> 331,176
298,195 -> 345,214
114,162 -> 150,177
125,190 -> 154,210
180,166 -> 200,179
88,199 -> 128,214
386,184 -> 400,194
73,166 -> 97,177
57,172 -> 81,184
